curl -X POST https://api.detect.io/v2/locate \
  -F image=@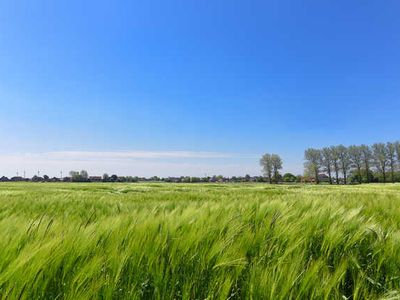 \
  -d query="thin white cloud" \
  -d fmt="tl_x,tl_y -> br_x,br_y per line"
0,150 -> 263,177
44,150 -> 251,160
